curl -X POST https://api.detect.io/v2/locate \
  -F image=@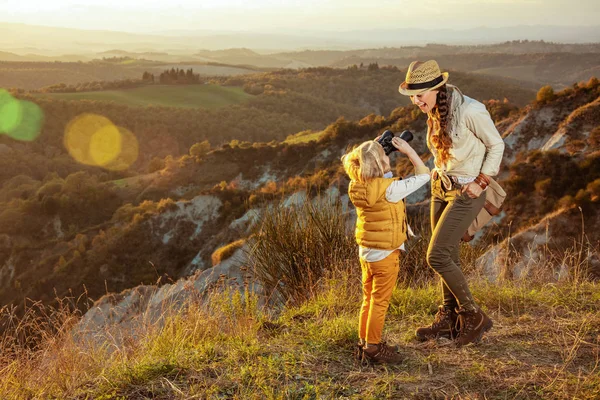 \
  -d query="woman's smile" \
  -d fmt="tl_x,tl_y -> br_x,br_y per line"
411,90 -> 438,113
